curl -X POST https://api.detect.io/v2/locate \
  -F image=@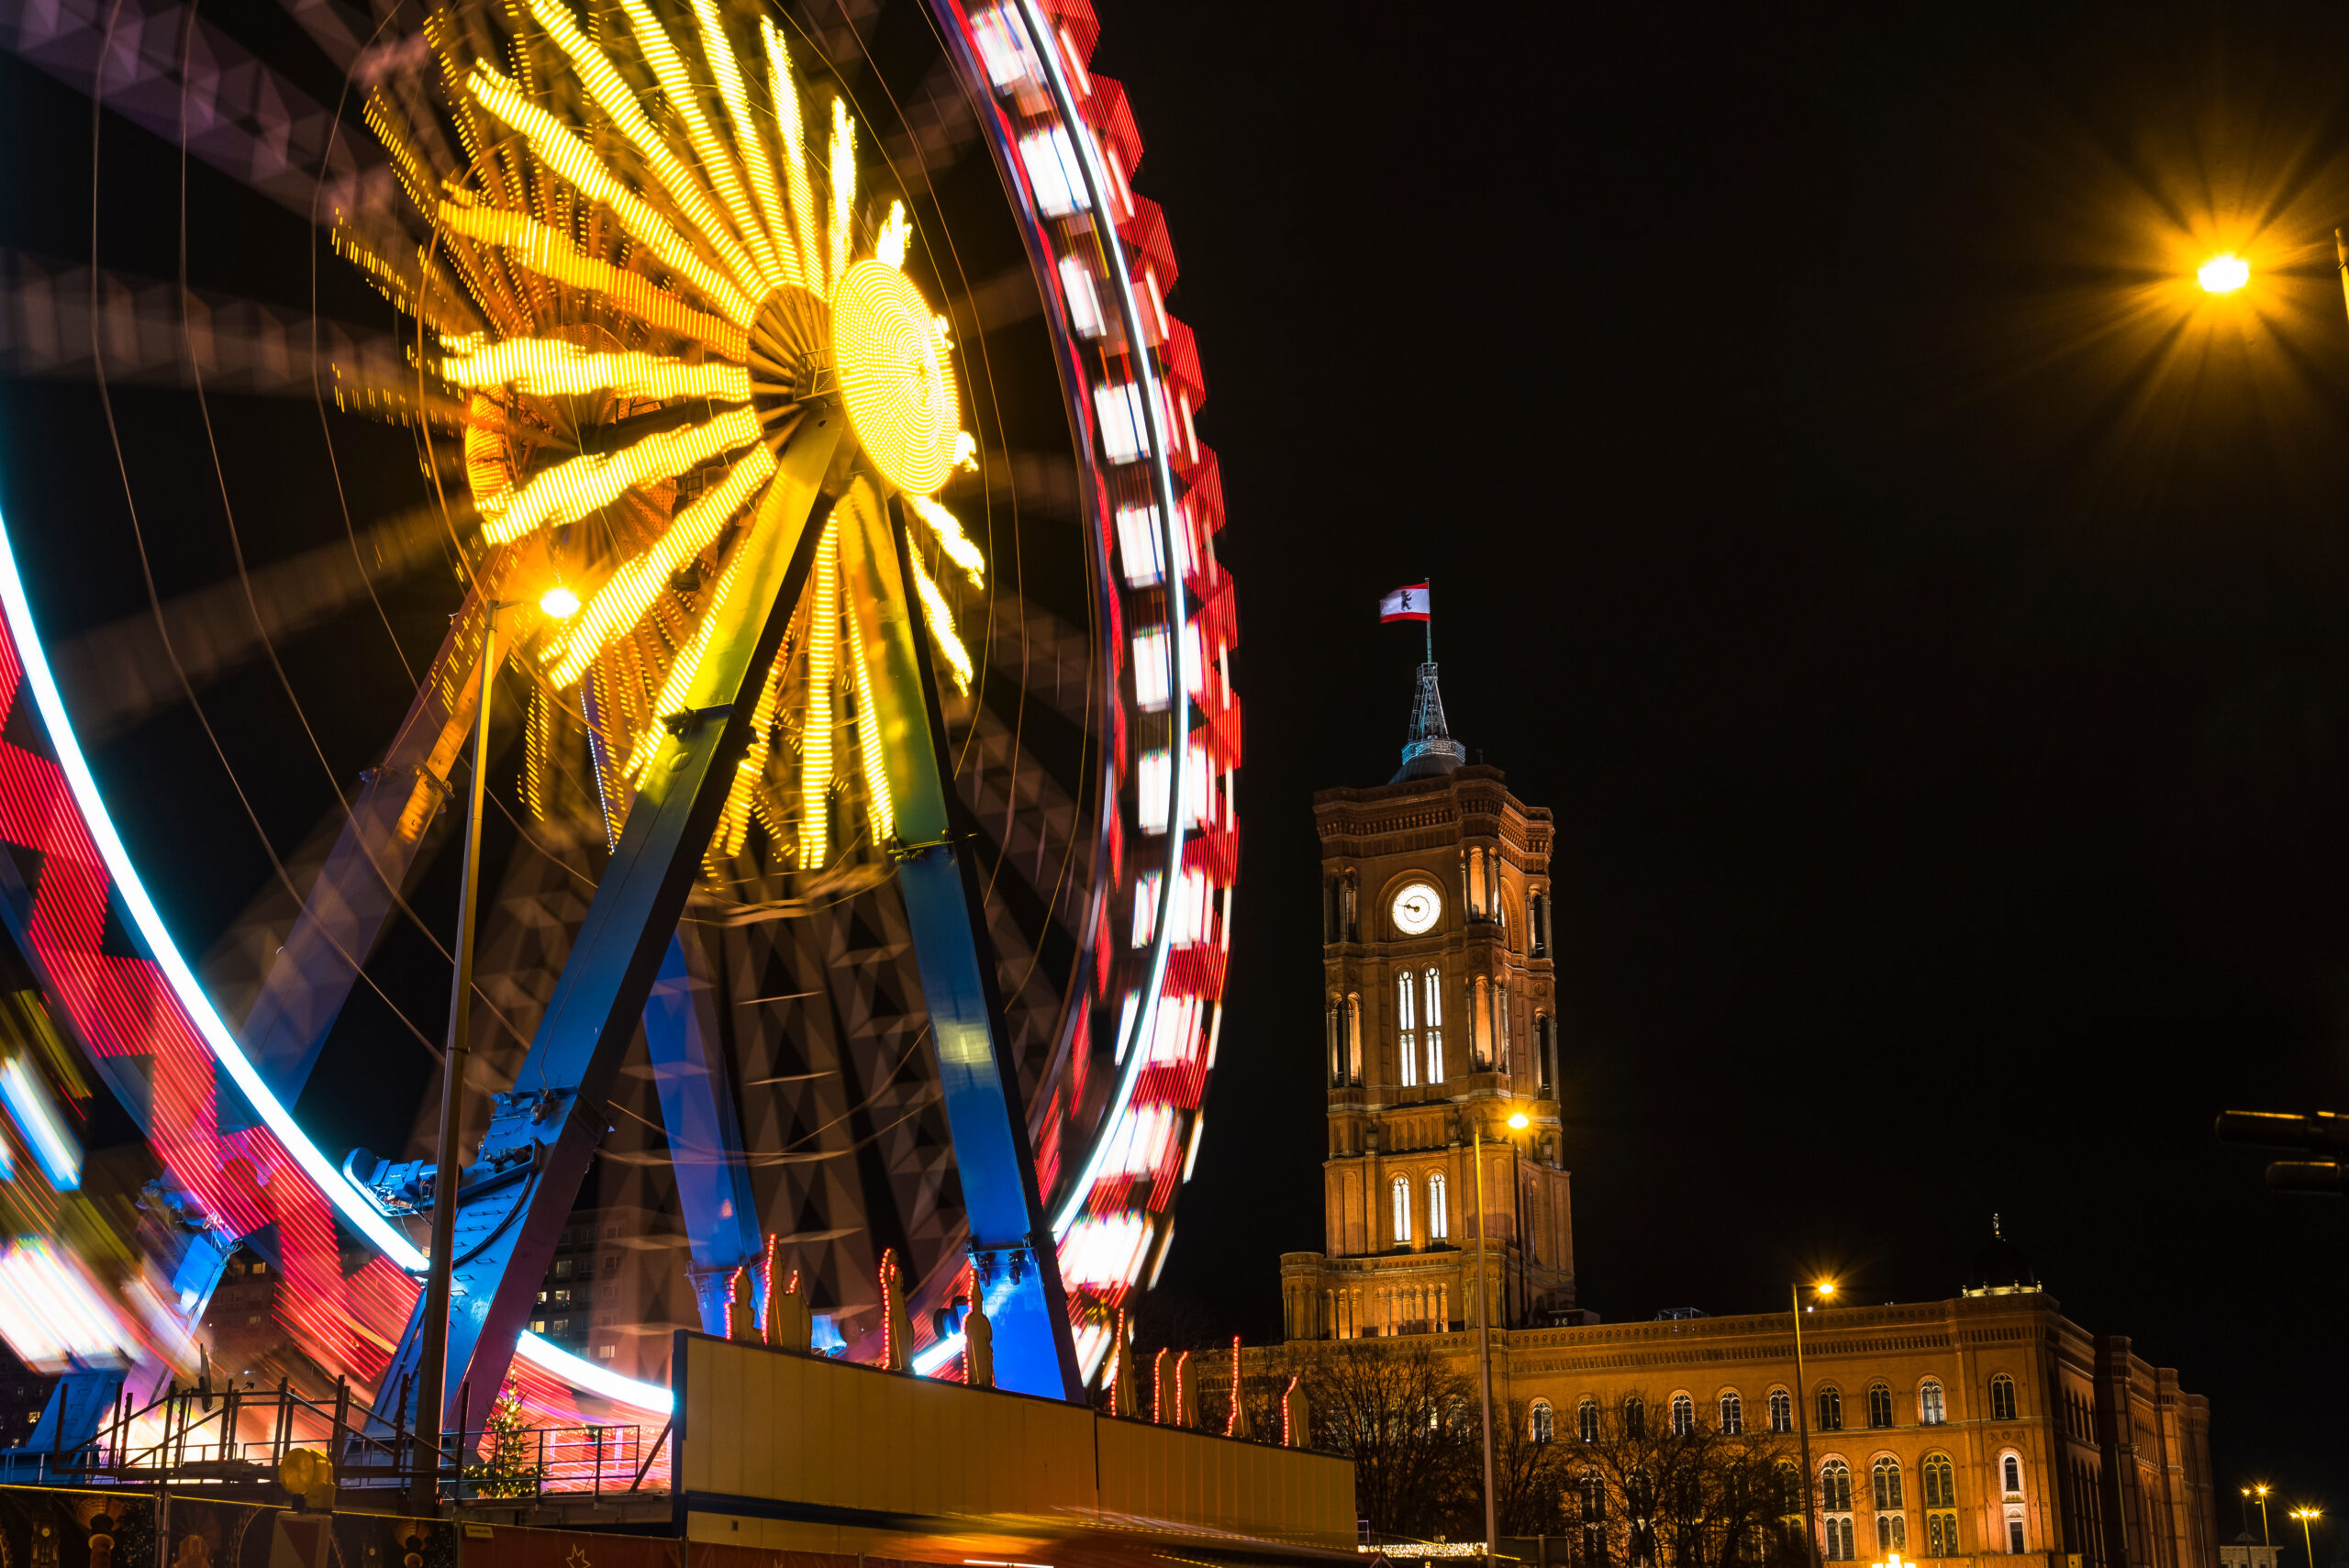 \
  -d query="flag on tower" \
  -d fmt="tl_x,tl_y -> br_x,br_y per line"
1379,583 -> 1431,622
